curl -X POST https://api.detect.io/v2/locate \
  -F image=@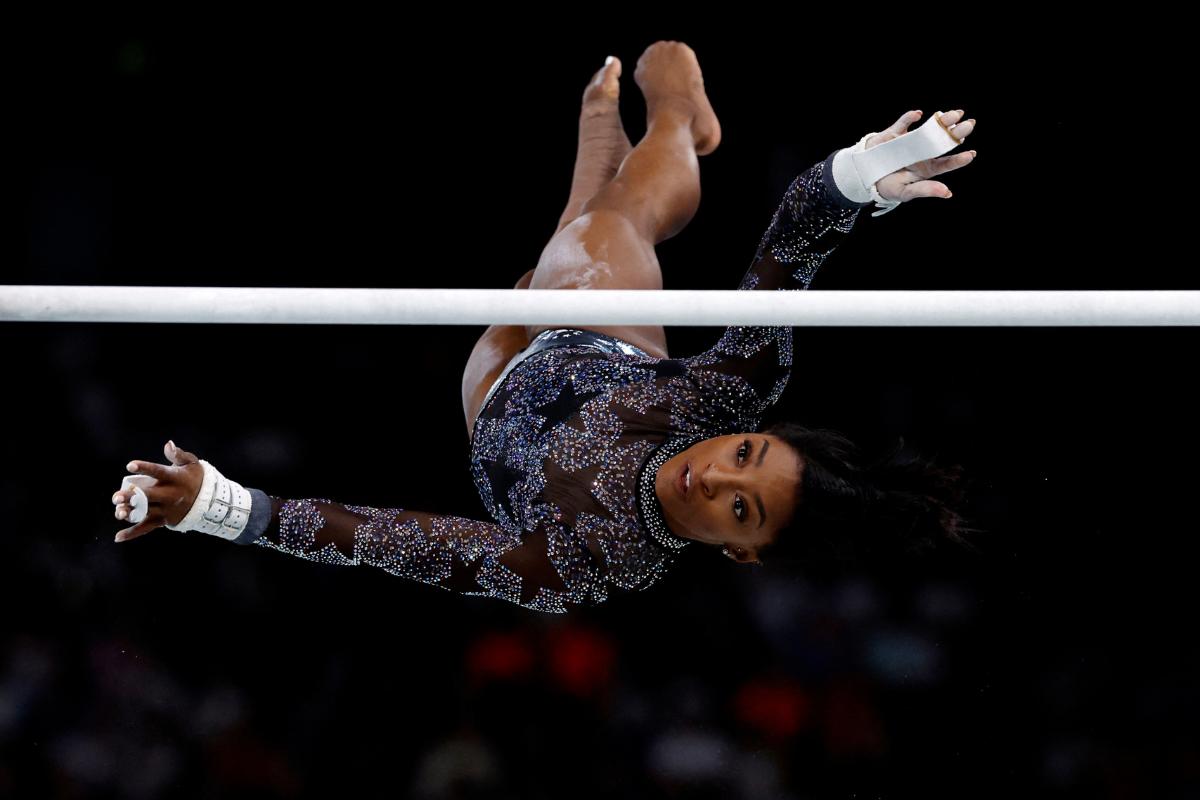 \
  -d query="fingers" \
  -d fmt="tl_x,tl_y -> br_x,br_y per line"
113,464 -> 168,511
868,108 -> 979,204
872,109 -> 977,151
115,517 -> 162,543
936,109 -> 975,143
112,489 -> 162,529
113,488 -> 145,507
886,109 -> 976,142
888,108 -> 977,145
901,179 -> 953,201
165,439 -> 199,466
113,442 -> 197,541
112,489 -> 162,513
114,478 -> 168,504
113,480 -> 166,540
926,150 -> 977,178
890,109 -> 924,135
125,459 -> 171,480
950,118 -> 975,140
